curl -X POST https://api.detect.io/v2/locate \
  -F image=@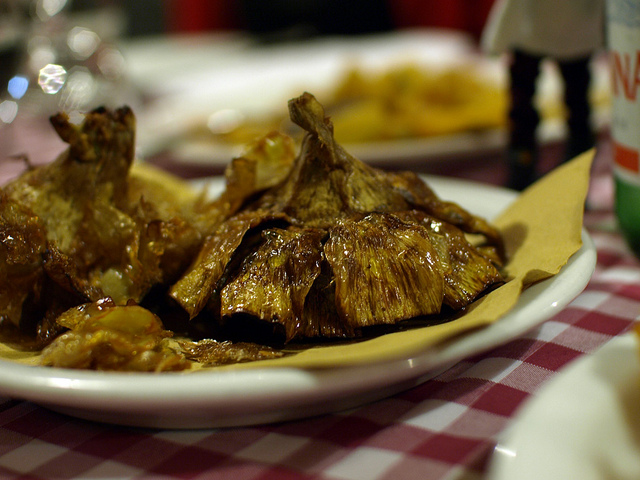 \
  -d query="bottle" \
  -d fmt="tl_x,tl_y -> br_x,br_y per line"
607,0 -> 640,256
